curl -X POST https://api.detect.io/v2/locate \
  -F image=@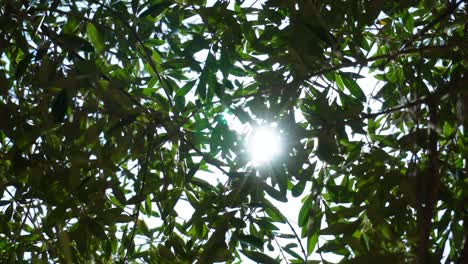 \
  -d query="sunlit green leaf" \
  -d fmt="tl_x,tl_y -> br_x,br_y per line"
86,23 -> 105,52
